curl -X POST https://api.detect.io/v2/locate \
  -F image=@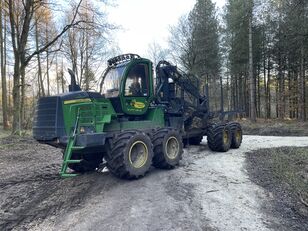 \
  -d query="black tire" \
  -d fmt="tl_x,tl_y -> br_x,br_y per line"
152,128 -> 183,169
106,131 -> 153,179
228,122 -> 242,149
65,152 -> 103,173
188,136 -> 203,145
207,123 -> 231,152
